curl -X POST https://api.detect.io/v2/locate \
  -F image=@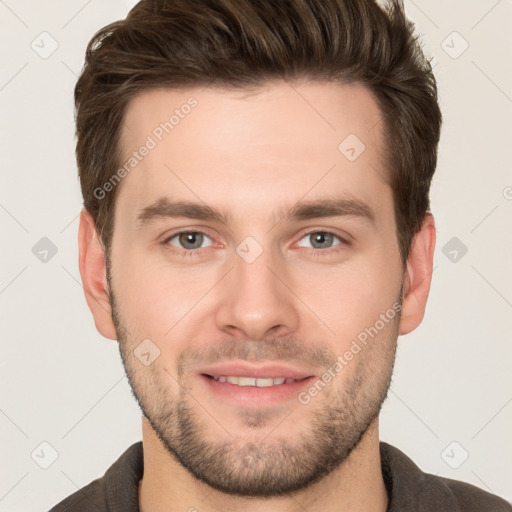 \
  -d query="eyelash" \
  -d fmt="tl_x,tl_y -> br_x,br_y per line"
161,229 -> 350,257
300,230 -> 349,256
